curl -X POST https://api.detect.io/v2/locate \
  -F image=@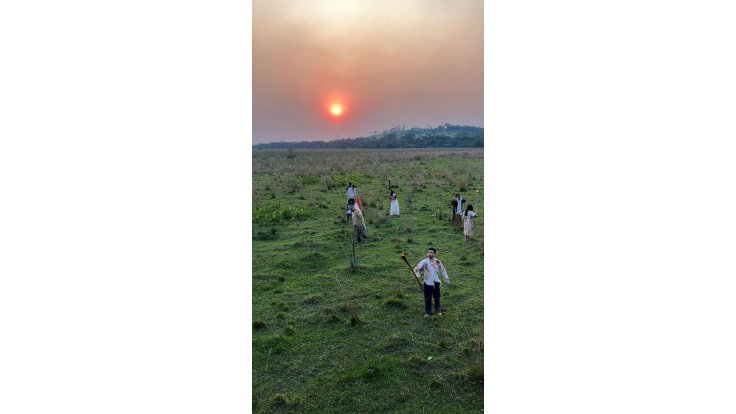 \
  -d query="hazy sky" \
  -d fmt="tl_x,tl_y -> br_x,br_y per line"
253,0 -> 483,143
